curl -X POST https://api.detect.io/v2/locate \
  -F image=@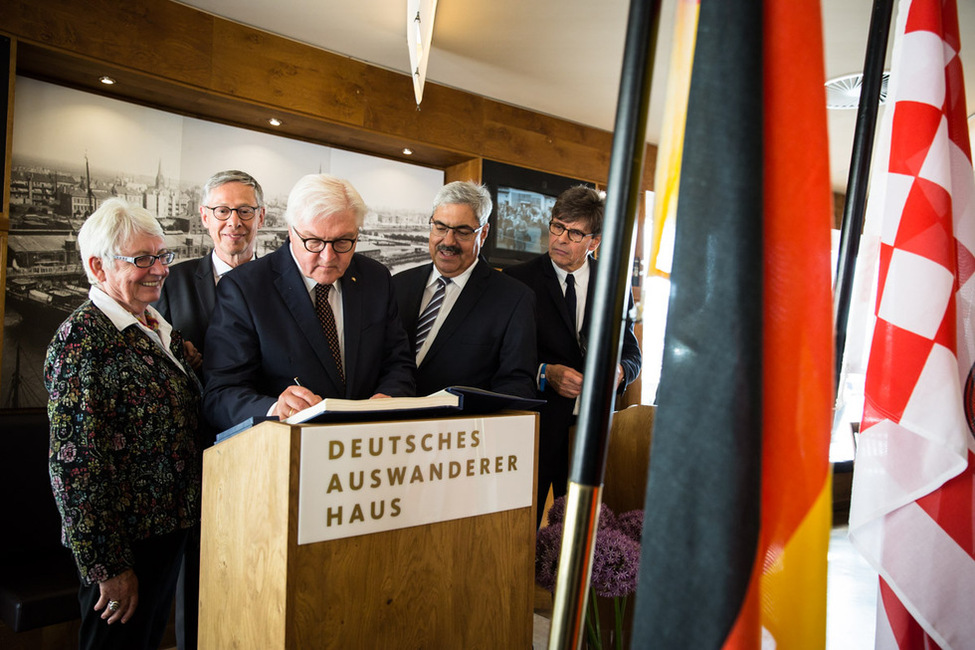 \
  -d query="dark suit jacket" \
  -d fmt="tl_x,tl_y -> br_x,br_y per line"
202,244 -> 416,430
154,254 -> 216,359
505,253 -> 641,448
393,259 -> 537,398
